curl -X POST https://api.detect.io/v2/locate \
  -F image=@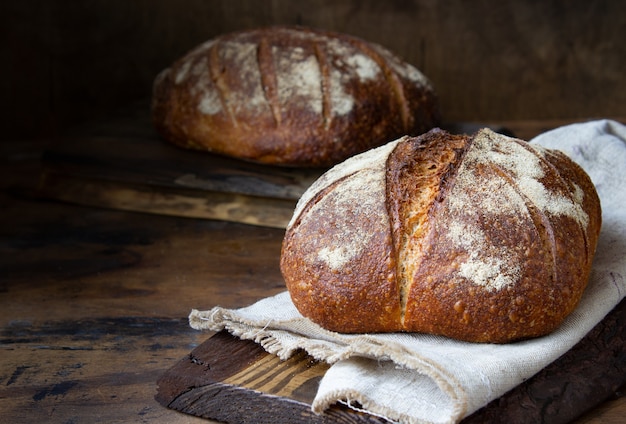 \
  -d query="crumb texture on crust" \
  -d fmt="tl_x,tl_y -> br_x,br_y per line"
151,26 -> 440,167
385,129 -> 470,322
